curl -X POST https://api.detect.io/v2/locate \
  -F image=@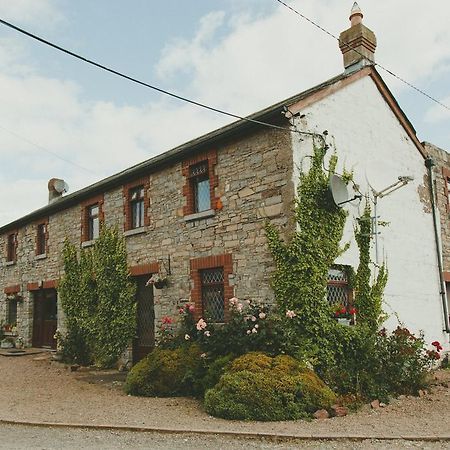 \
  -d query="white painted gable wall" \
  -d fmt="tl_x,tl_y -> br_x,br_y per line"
291,75 -> 449,349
